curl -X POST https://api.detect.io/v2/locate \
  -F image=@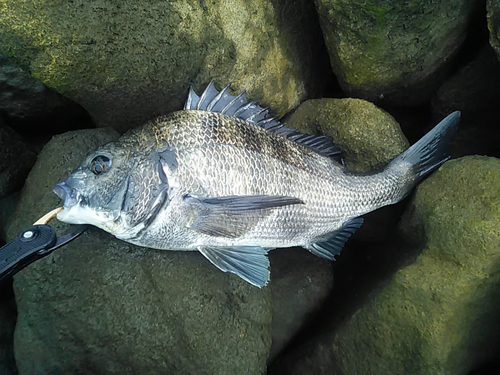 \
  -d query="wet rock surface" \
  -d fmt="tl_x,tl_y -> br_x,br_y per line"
0,0 -> 332,133
269,157 -> 500,375
0,192 -> 19,242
